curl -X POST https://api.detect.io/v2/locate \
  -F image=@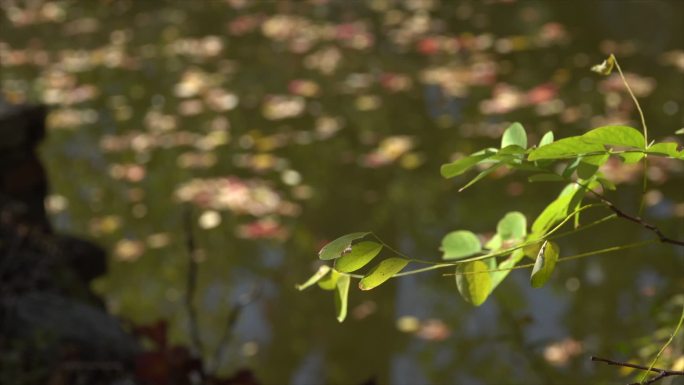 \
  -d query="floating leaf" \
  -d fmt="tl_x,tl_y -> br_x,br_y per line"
619,152 -> 645,164
441,230 -> 482,260
497,212 -> 527,241
334,274 -> 350,322
358,258 -> 408,290
296,265 -> 331,291
440,151 -> 495,179
501,122 -> 527,149
646,142 -> 680,157
591,55 -> 615,75
455,261 -> 492,306
582,125 -> 645,149
539,131 -> 554,147
528,137 -> 605,161
318,232 -> 370,260
318,269 -> 340,290
530,241 -> 560,288
335,241 -> 383,273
